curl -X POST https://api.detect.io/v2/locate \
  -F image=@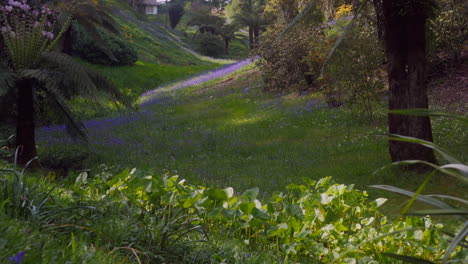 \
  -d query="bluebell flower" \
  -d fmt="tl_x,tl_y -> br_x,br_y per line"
9,251 -> 26,264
